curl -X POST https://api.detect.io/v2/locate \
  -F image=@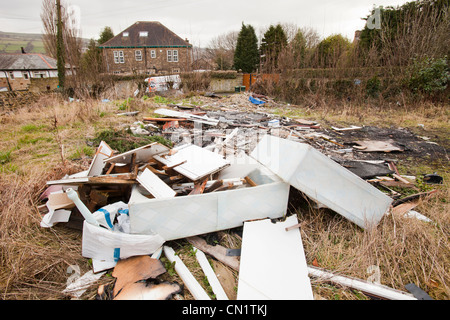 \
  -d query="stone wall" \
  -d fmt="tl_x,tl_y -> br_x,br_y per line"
0,91 -> 47,112
209,75 -> 243,93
